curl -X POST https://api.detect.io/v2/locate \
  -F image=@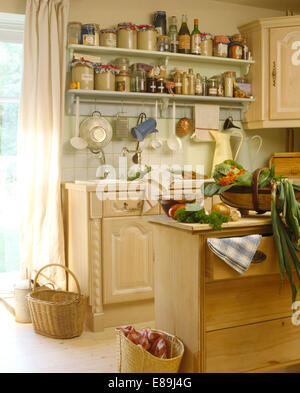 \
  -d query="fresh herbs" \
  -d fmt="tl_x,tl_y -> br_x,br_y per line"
174,204 -> 230,230
204,160 -> 277,196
